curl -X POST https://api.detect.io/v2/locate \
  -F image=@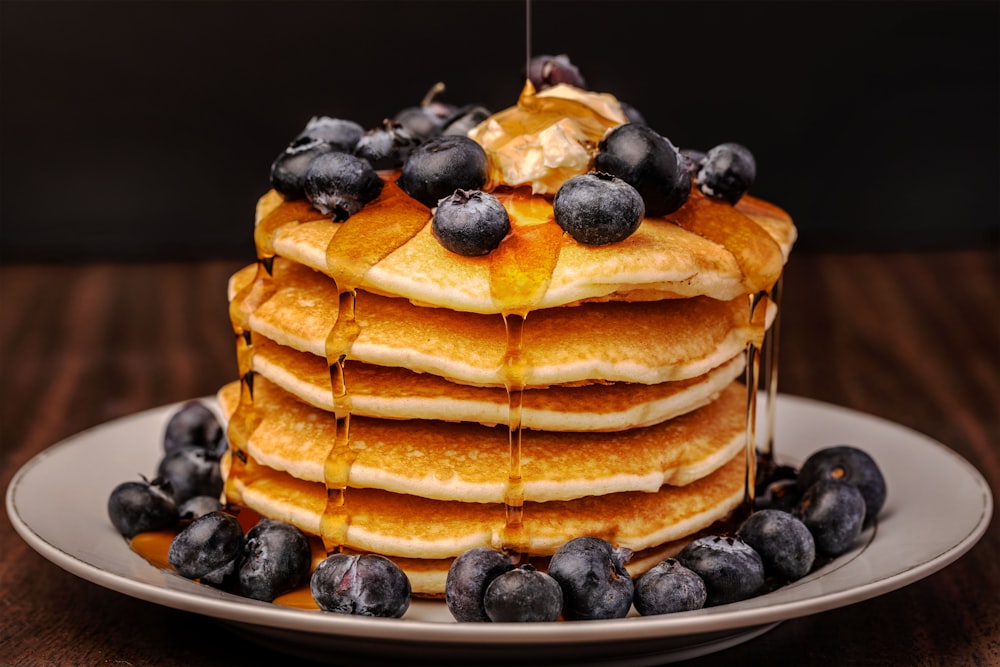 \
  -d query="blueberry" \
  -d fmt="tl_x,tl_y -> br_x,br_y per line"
754,478 -> 803,514
798,445 -> 886,526
239,519 -> 312,602
553,172 -> 645,246
304,152 -> 384,221
107,477 -> 178,538
593,124 -> 691,216
437,104 -> 492,138
797,479 -> 866,556
432,189 -> 510,256
675,536 -> 765,606
294,116 -> 364,152
527,54 -> 586,90
310,554 -> 411,618
168,511 -> 244,580
483,565 -> 563,622
696,143 -> 756,204
270,138 -> 338,199
445,547 -> 515,622
156,445 -> 223,505
633,559 -> 707,615
397,135 -> 488,208
177,495 -> 223,520
737,509 -> 816,582
354,119 -> 419,170
546,536 -> 634,620
393,83 -> 455,141
163,400 -> 224,457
